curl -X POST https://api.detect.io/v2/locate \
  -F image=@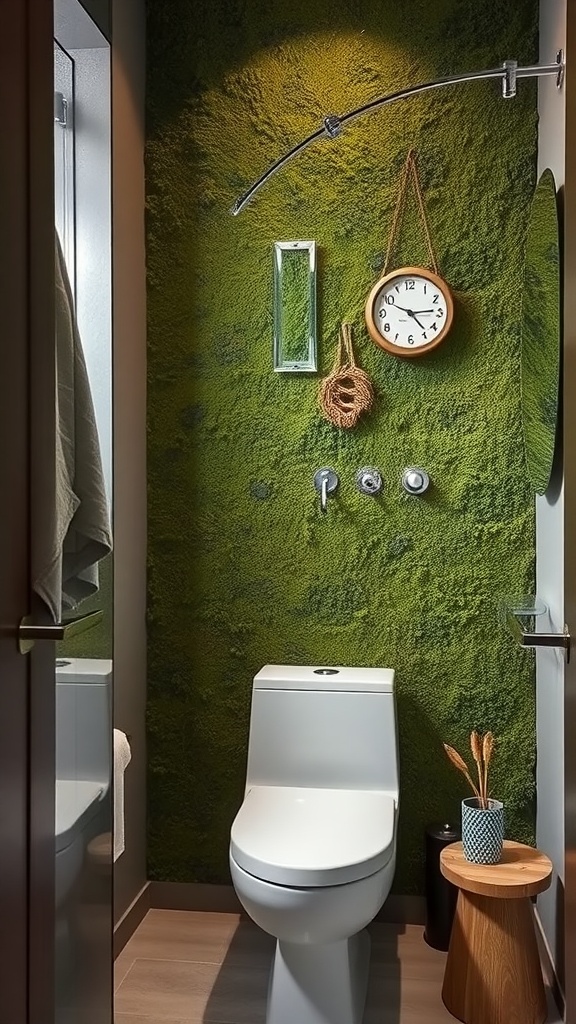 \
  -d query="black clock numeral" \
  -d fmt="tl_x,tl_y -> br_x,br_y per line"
438,308 -> 444,317
379,309 -> 386,318
395,285 -> 400,293
406,280 -> 415,291
422,332 -> 427,341
383,323 -> 390,332
433,293 -> 439,303
431,322 -> 438,332
386,295 -> 395,305
407,334 -> 415,345
394,333 -> 399,342
424,284 -> 427,294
